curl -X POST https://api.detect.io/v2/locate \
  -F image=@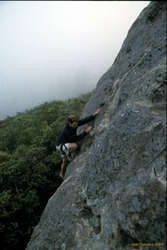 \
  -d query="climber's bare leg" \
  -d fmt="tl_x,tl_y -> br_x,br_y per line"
59,143 -> 78,178
60,156 -> 68,178
69,143 -> 78,152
